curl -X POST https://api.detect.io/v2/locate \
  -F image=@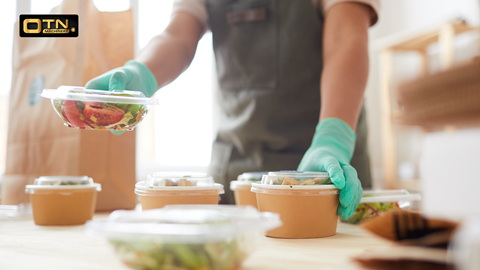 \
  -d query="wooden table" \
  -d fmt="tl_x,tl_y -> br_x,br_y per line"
0,213 -> 390,270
